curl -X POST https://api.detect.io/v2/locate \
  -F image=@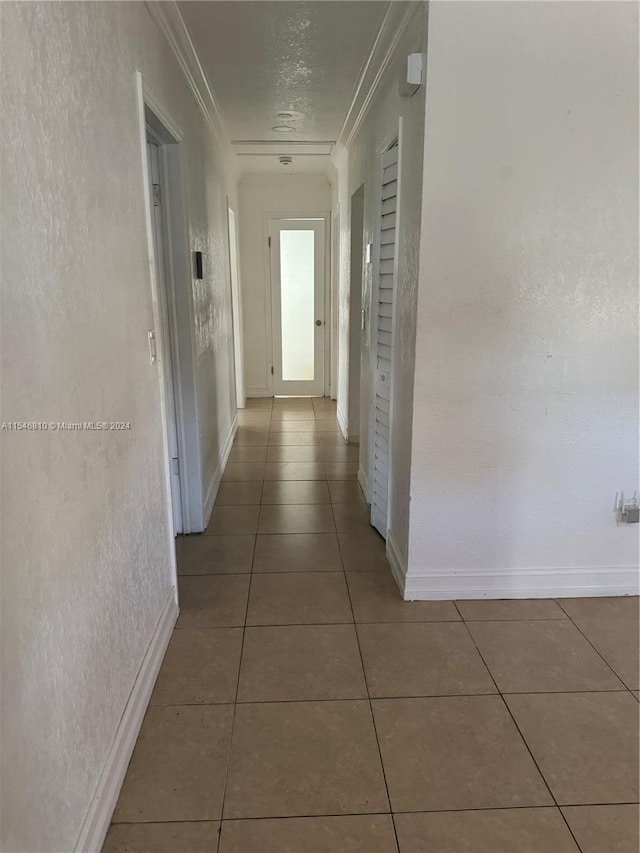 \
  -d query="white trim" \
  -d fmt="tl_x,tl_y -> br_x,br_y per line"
145,1 -> 228,144
227,203 -> 246,409
245,386 -> 272,398
324,214 -> 333,399
337,404 -> 348,441
338,3 -> 421,149
203,415 -> 238,527
135,72 -> 180,582
330,201 -> 341,402
137,72 -> 205,539
74,591 -> 178,853
403,566 -> 640,601
386,532 -> 406,596
234,141 -> 334,157
358,465 -> 370,504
